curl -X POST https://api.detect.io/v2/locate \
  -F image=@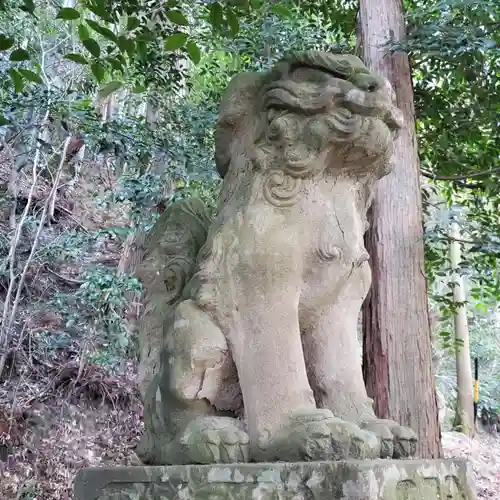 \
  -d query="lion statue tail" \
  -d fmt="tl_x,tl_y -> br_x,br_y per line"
136,197 -> 212,400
